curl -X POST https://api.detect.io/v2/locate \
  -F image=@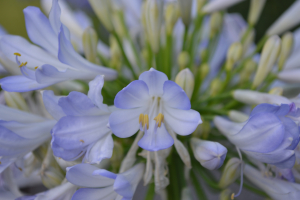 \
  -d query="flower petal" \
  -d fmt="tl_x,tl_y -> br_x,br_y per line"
88,75 -> 110,112
114,80 -> 150,109
66,163 -> 115,187
42,90 -> 66,121
164,107 -> 201,136
51,140 -> 84,161
250,103 -> 291,117
93,169 -> 117,180
71,187 -> 117,200
139,68 -> 168,96
162,80 -> 190,110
